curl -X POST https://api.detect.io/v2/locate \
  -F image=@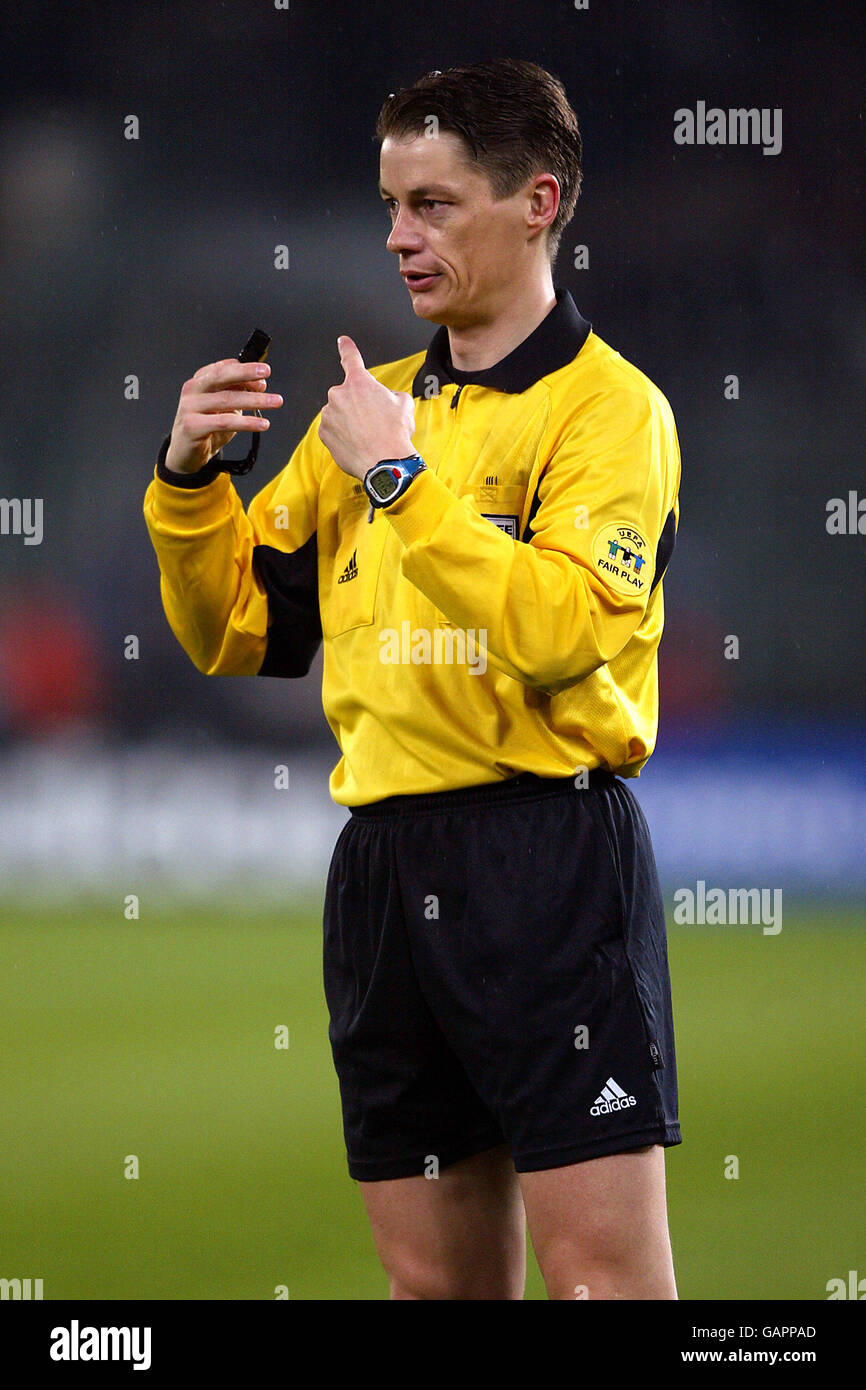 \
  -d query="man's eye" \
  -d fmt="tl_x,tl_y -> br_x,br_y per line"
382,198 -> 447,218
